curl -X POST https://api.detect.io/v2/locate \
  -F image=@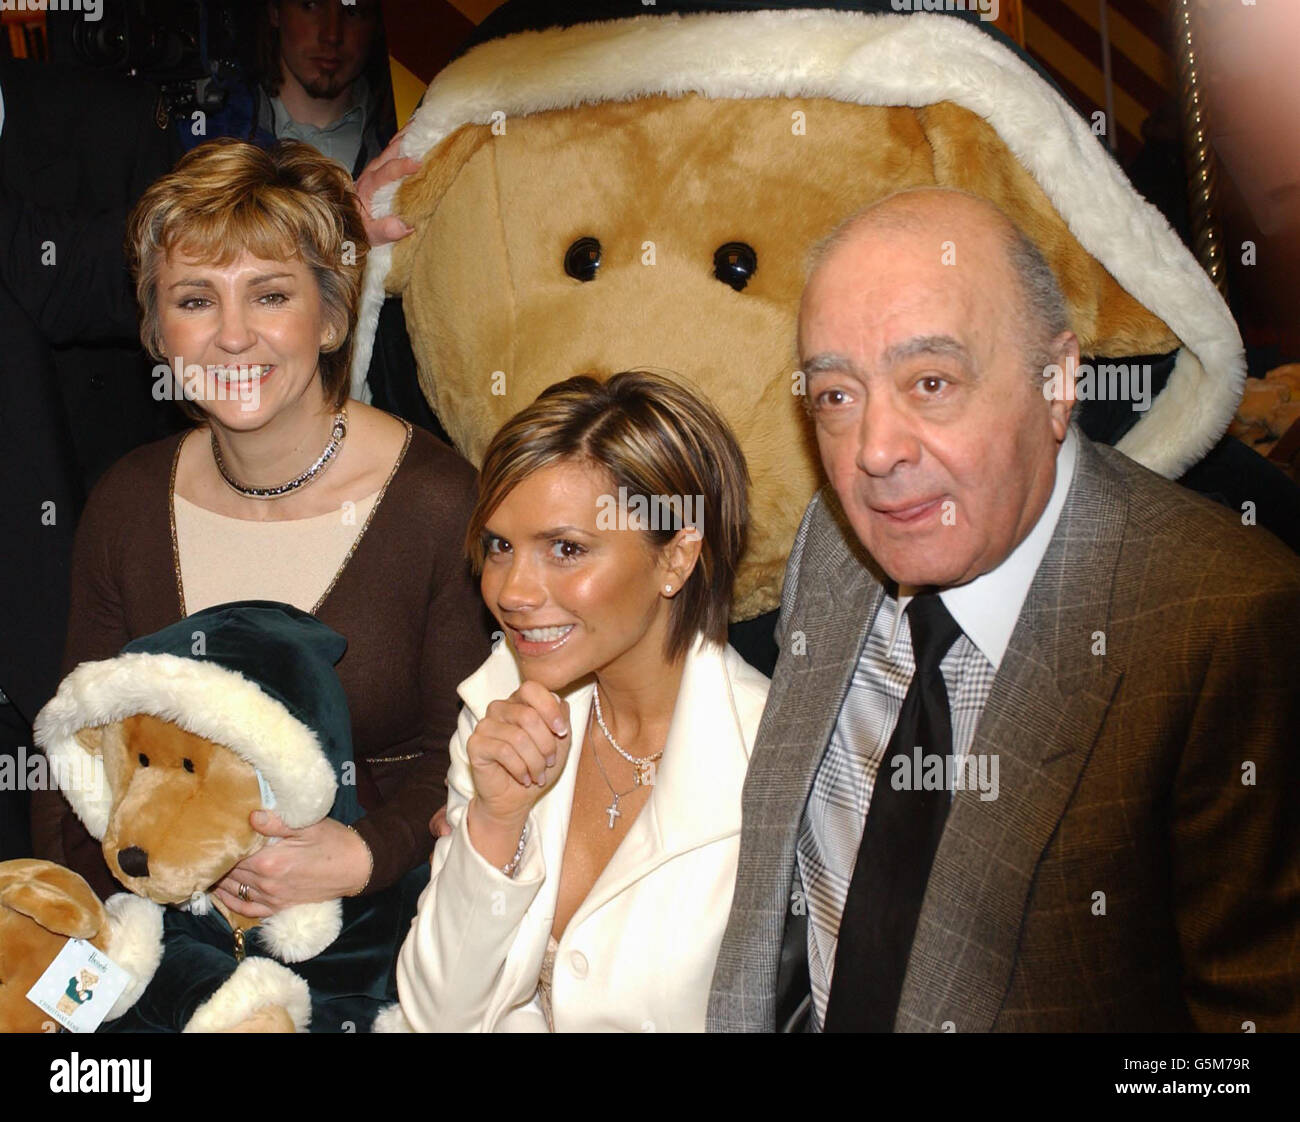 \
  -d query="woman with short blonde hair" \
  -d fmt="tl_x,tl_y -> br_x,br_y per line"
127,137 -> 365,417
395,371 -> 770,1033
32,141 -> 492,1024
